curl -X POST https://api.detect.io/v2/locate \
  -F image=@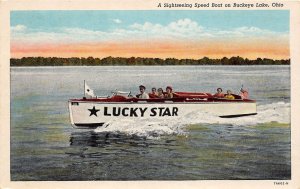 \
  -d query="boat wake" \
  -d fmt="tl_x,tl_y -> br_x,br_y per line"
94,101 -> 290,138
